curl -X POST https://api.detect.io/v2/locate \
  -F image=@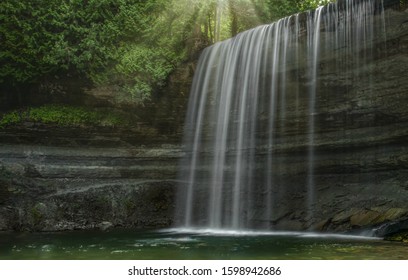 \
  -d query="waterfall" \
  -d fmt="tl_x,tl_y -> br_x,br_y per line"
177,0 -> 385,230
